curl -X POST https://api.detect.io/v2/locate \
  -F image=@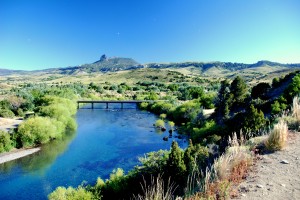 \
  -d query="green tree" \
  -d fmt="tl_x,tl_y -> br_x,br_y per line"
215,79 -> 231,123
243,104 -> 266,133
285,74 -> 300,102
251,82 -> 271,99
230,76 -> 248,104
184,140 -> 209,174
166,141 -> 186,183
17,117 -> 64,147
0,131 -> 13,153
